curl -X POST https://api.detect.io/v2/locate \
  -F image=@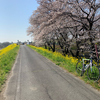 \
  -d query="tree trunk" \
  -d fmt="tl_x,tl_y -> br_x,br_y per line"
52,41 -> 55,52
44,43 -> 47,49
76,41 -> 80,57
